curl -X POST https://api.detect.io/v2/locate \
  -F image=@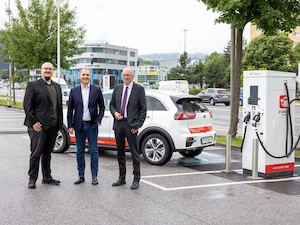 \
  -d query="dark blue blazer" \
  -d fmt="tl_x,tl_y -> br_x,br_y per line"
67,85 -> 105,131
